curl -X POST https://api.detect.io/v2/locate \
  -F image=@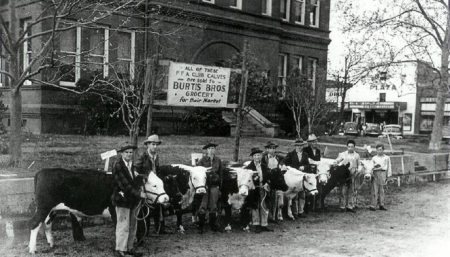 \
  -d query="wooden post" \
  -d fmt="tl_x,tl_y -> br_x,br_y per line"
233,40 -> 249,162
146,30 -> 161,136
387,133 -> 393,152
